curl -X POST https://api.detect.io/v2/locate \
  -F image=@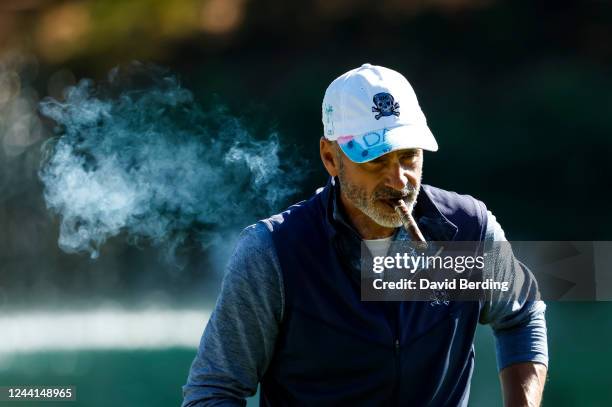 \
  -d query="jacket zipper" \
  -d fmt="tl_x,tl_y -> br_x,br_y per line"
392,304 -> 401,404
